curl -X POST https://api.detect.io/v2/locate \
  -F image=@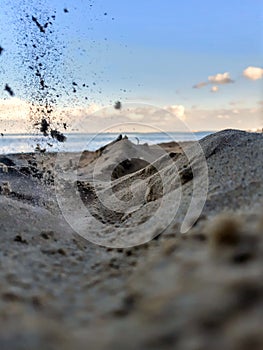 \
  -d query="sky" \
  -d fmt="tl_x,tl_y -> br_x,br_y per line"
0,0 -> 262,133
